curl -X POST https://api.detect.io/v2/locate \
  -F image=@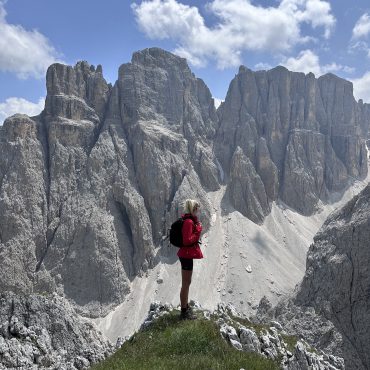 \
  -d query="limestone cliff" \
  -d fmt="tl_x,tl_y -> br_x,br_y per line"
0,291 -> 114,369
215,66 -> 369,221
258,184 -> 370,369
295,184 -> 370,370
